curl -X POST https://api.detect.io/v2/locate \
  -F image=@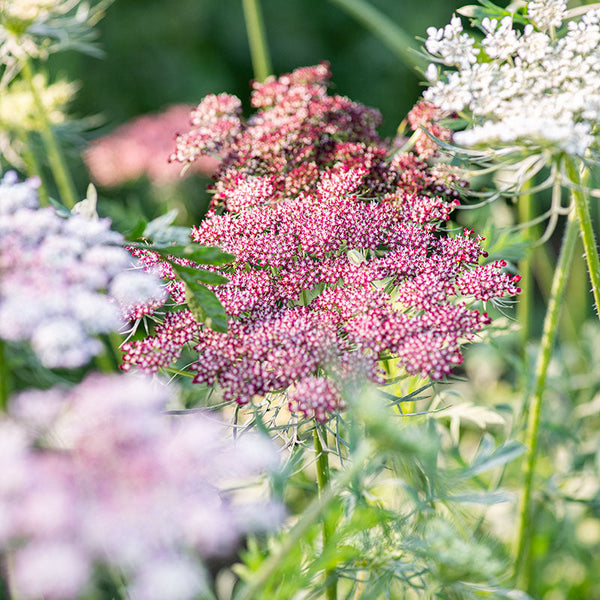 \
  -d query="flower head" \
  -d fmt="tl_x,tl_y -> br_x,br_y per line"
0,172 -> 166,368
527,0 -> 567,31
2,373 -> 280,600
84,105 -> 219,187
124,65 -> 520,422
0,0 -> 108,86
422,3 -> 600,158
